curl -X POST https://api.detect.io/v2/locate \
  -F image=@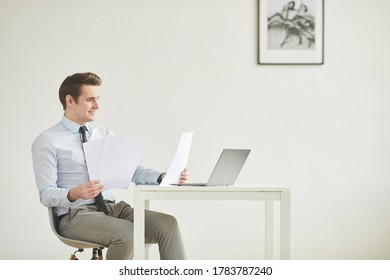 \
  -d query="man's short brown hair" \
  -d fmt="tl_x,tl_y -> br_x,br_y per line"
59,72 -> 102,110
